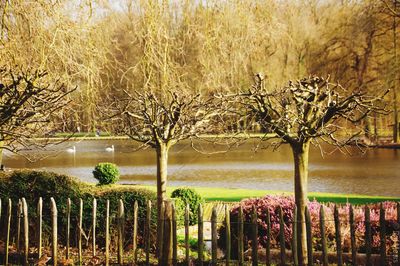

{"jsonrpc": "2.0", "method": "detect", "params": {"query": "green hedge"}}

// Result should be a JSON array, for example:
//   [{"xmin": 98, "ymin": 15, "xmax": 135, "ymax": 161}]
[{"xmin": 0, "ymin": 170, "xmax": 157, "ymax": 248}]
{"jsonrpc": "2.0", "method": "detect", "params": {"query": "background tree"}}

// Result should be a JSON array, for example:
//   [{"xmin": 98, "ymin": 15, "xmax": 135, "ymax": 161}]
[
  {"xmin": 0, "ymin": 0, "xmax": 109, "ymax": 133},
  {"xmin": 238, "ymin": 75, "xmax": 387, "ymax": 265},
  {"xmin": 0, "ymin": 67, "xmax": 74, "ymax": 165}
]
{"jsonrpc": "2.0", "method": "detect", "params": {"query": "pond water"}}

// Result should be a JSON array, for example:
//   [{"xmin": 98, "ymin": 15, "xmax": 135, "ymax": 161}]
[{"xmin": 2, "ymin": 139, "xmax": 400, "ymax": 197}]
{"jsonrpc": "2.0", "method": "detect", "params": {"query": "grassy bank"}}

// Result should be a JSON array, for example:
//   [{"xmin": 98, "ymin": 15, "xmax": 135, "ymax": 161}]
[{"xmin": 132, "ymin": 185, "xmax": 400, "ymax": 205}]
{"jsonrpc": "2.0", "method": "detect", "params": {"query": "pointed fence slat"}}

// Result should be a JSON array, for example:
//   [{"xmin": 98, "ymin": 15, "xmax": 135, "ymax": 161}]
[
  {"xmin": 279, "ymin": 206, "xmax": 286, "ymax": 265},
  {"xmin": 78, "ymin": 198, "xmax": 83, "ymax": 266},
  {"xmin": 118, "ymin": 199, "xmax": 125, "ymax": 265},
  {"xmin": 145, "ymin": 200, "xmax": 151, "ymax": 266},
  {"xmin": 225, "ymin": 205, "xmax": 231, "ymax": 266},
  {"xmin": 133, "ymin": 200, "xmax": 139, "ymax": 264},
  {"xmin": 211, "ymin": 207, "xmax": 218, "ymax": 266},
  {"xmin": 5, "ymin": 198, "xmax": 11, "ymax": 266},
  {"xmin": 158, "ymin": 202, "xmax": 165, "ymax": 262},
  {"xmin": 334, "ymin": 205, "xmax": 343, "ymax": 266},
  {"xmin": 22, "ymin": 198, "xmax": 29, "ymax": 266},
  {"xmin": 238, "ymin": 205, "xmax": 244, "ymax": 266},
  {"xmin": 37, "ymin": 197, "xmax": 42, "ymax": 259},
  {"xmin": 185, "ymin": 204, "xmax": 190, "ymax": 265},
  {"xmin": 349, "ymin": 204, "xmax": 356, "ymax": 266},
  {"xmin": 380, "ymin": 204, "xmax": 386, "ymax": 266},
  {"xmin": 198, "ymin": 204, "xmax": 204, "ymax": 266},
  {"xmin": 172, "ymin": 202, "xmax": 177, "ymax": 266},
  {"xmin": 92, "ymin": 198, "xmax": 97, "ymax": 257},
  {"xmin": 66, "ymin": 198, "xmax": 71, "ymax": 260},
  {"xmin": 105, "ymin": 200, "xmax": 110, "ymax": 266},
  {"xmin": 365, "ymin": 206, "xmax": 372, "ymax": 266},
  {"xmin": 17, "ymin": 199, "xmax": 22, "ymax": 252},
  {"xmin": 50, "ymin": 197, "xmax": 58, "ymax": 266},
  {"xmin": 320, "ymin": 205, "xmax": 328, "ymax": 266},
  {"xmin": 266, "ymin": 208, "xmax": 271, "ymax": 266},
  {"xmin": 305, "ymin": 206, "xmax": 313, "ymax": 266},
  {"xmin": 292, "ymin": 206, "xmax": 298, "ymax": 266},
  {"xmin": 251, "ymin": 205, "xmax": 258, "ymax": 266}
]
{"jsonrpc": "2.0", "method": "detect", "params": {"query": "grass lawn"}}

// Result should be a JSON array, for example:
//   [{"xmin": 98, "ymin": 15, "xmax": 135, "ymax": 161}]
[{"xmin": 133, "ymin": 185, "xmax": 400, "ymax": 204}]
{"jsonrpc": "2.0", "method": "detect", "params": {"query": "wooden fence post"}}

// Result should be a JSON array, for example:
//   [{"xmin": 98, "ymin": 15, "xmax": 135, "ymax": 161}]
[
  {"xmin": 78, "ymin": 198, "xmax": 83, "ymax": 266},
  {"xmin": 17, "ymin": 199, "xmax": 22, "ymax": 252},
  {"xmin": 118, "ymin": 199, "xmax": 125, "ymax": 265},
  {"xmin": 158, "ymin": 202, "xmax": 165, "ymax": 263},
  {"xmin": 365, "ymin": 206, "xmax": 372, "ymax": 266},
  {"xmin": 211, "ymin": 206, "xmax": 218, "ymax": 266},
  {"xmin": 238, "ymin": 205, "xmax": 244, "ymax": 266},
  {"xmin": 251, "ymin": 205, "xmax": 258, "ymax": 266},
  {"xmin": 37, "ymin": 197, "xmax": 42, "ymax": 259},
  {"xmin": 266, "ymin": 208, "xmax": 271, "ymax": 266},
  {"xmin": 292, "ymin": 206, "xmax": 298, "ymax": 266},
  {"xmin": 349, "ymin": 204, "xmax": 356, "ymax": 265},
  {"xmin": 305, "ymin": 206, "xmax": 313, "ymax": 266},
  {"xmin": 225, "ymin": 205, "xmax": 231, "ymax": 266},
  {"xmin": 92, "ymin": 198, "xmax": 97, "ymax": 257},
  {"xmin": 146, "ymin": 200, "xmax": 151, "ymax": 266},
  {"xmin": 185, "ymin": 204, "xmax": 190, "ymax": 266},
  {"xmin": 50, "ymin": 197, "xmax": 58, "ymax": 266},
  {"xmin": 105, "ymin": 200, "xmax": 110, "ymax": 266},
  {"xmin": 66, "ymin": 198, "xmax": 71, "ymax": 260},
  {"xmin": 279, "ymin": 206, "xmax": 286, "ymax": 266},
  {"xmin": 198, "ymin": 204, "xmax": 204, "ymax": 266},
  {"xmin": 320, "ymin": 205, "xmax": 328, "ymax": 266},
  {"xmin": 133, "ymin": 200, "xmax": 138, "ymax": 264},
  {"xmin": 334, "ymin": 205, "xmax": 343, "ymax": 266},
  {"xmin": 22, "ymin": 198, "xmax": 29, "ymax": 266},
  {"xmin": 5, "ymin": 198, "xmax": 11, "ymax": 266},
  {"xmin": 172, "ymin": 202, "xmax": 177, "ymax": 266},
  {"xmin": 380, "ymin": 204, "xmax": 386, "ymax": 266}
]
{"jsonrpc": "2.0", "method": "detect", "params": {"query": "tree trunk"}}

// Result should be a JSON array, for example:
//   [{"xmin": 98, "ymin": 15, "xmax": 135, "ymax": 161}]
[
  {"xmin": 291, "ymin": 141, "xmax": 310, "ymax": 266},
  {"xmin": 156, "ymin": 143, "xmax": 169, "ymax": 256},
  {"xmin": 156, "ymin": 144, "xmax": 169, "ymax": 218},
  {"xmin": 393, "ymin": 1, "xmax": 399, "ymax": 143}
]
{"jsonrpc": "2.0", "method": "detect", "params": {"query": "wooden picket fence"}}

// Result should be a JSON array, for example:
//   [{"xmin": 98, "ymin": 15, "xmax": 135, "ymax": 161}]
[{"xmin": 0, "ymin": 197, "xmax": 399, "ymax": 265}]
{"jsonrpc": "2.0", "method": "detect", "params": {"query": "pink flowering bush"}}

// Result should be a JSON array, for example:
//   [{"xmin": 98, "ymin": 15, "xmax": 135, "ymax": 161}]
[{"xmin": 218, "ymin": 195, "xmax": 399, "ymax": 258}]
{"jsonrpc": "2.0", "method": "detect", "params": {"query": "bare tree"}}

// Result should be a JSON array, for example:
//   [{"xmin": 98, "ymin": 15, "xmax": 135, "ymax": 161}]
[
  {"xmin": 238, "ymin": 75, "xmax": 387, "ymax": 265},
  {"xmin": 109, "ymin": 89, "xmax": 221, "ymax": 222},
  {"xmin": 0, "ymin": 67, "xmax": 74, "ymax": 165}
]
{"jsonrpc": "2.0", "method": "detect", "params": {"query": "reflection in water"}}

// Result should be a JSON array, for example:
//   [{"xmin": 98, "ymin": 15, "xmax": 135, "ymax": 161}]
[{"xmin": 2, "ymin": 139, "xmax": 400, "ymax": 197}]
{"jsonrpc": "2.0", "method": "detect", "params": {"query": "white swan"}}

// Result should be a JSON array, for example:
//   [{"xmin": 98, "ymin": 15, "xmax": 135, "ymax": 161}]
[
  {"xmin": 66, "ymin": 146, "xmax": 76, "ymax": 153},
  {"xmin": 105, "ymin": 145, "xmax": 114, "ymax": 152}
]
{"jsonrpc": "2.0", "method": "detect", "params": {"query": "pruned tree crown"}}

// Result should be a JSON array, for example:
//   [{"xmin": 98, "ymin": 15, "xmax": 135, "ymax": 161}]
[{"xmin": 243, "ymin": 76, "xmax": 388, "ymax": 146}]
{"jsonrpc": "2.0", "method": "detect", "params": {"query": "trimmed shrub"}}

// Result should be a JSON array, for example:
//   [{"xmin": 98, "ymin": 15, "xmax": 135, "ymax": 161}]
[
  {"xmin": 93, "ymin": 162, "xmax": 120, "ymax": 185},
  {"xmin": 171, "ymin": 187, "xmax": 204, "ymax": 225}
]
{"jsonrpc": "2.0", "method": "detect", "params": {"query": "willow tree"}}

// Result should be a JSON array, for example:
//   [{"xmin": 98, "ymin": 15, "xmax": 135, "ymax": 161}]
[
  {"xmin": 240, "ymin": 75, "xmax": 387, "ymax": 265},
  {"xmin": 0, "ymin": 68, "xmax": 73, "ymax": 165}
]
